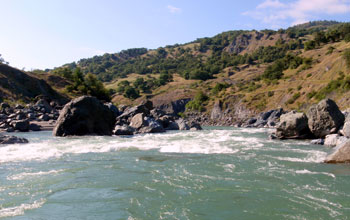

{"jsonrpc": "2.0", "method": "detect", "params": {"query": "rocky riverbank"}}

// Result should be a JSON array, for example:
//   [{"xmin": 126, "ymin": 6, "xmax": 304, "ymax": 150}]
[{"xmin": 53, "ymin": 96, "xmax": 202, "ymax": 137}]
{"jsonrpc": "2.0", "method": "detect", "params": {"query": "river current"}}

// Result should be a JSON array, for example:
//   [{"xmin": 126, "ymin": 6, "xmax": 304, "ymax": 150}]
[{"xmin": 0, "ymin": 127, "xmax": 350, "ymax": 219}]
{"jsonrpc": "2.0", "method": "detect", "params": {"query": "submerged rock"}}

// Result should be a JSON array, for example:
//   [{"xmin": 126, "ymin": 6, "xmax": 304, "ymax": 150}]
[
  {"xmin": 53, "ymin": 96, "xmax": 116, "ymax": 136},
  {"xmin": 307, "ymin": 99, "xmax": 344, "ymax": 138},
  {"xmin": 276, "ymin": 112, "xmax": 312, "ymax": 139},
  {"xmin": 0, "ymin": 135, "xmax": 29, "ymax": 144}
]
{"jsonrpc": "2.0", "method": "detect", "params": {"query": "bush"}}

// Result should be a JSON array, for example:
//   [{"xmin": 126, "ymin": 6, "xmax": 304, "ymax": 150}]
[
  {"xmin": 287, "ymin": 92, "xmax": 300, "ymax": 104},
  {"xmin": 212, "ymin": 83, "xmax": 229, "ymax": 95},
  {"xmin": 343, "ymin": 49, "xmax": 350, "ymax": 68},
  {"xmin": 65, "ymin": 68, "xmax": 111, "ymax": 101},
  {"xmin": 186, "ymin": 91, "xmax": 209, "ymax": 112},
  {"xmin": 267, "ymin": 91, "xmax": 274, "ymax": 97}
]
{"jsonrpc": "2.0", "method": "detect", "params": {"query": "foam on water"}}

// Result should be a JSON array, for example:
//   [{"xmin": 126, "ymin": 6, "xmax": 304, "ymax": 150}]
[
  {"xmin": 0, "ymin": 199, "xmax": 46, "ymax": 218},
  {"xmin": 295, "ymin": 169, "xmax": 336, "ymax": 178},
  {"xmin": 0, "ymin": 130, "xmax": 250, "ymax": 163},
  {"xmin": 7, "ymin": 169, "xmax": 65, "ymax": 180}
]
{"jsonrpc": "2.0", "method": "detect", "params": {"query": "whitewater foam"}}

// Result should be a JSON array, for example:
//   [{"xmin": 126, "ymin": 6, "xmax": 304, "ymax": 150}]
[{"xmin": 0, "ymin": 199, "xmax": 45, "ymax": 218}]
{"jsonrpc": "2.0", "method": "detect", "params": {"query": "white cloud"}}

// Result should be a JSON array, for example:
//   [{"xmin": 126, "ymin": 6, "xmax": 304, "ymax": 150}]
[
  {"xmin": 257, "ymin": 0, "xmax": 286, "ymax": 9},
  {"xmin": 244, "ymin": 0, "xmax": 350, "ymax": 27},
  {"xmin": 167, "ymin": 5, "xmax": 182, "ymax": 14}
]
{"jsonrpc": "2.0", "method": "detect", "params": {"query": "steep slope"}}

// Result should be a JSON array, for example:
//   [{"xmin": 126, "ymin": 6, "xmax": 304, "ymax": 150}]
[{"xmin": 0, "ymin": 64, "xmax": 68, "ymax": 104}]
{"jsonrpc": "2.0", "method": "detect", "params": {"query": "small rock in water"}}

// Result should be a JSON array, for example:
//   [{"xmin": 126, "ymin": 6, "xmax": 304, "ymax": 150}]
[
  {"xmin": 0, "ymin": 135, "xmax": 29, "ymax": 144},
  {"xmin": 310, "ymin": 139, "xmax": 325, "ymax": 145}
]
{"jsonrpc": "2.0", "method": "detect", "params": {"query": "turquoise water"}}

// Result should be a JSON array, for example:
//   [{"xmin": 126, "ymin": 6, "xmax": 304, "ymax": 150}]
[{"xmin": 1, "ymin": 128, "xmax": 350, "ymax": 219}]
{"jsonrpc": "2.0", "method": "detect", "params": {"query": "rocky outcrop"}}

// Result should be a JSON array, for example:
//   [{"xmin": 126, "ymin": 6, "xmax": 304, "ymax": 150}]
[
  {"xmin": 0, "ymin": 99, "xmax": 61, "ymax": 132},
  {"xmin": 114, "ymin": 100, "xmax": 202, "ymax": 135},
  {"xmin": 210, "ymin": 100, "xmax": 223, "ymax": 120},
  {"xmin": 276, "ymin": 112, "xmax": 312, "ymax": 139},
  {"xmin": 53, "ymin": 96, "xmax": 116, "ymax": 136},
  {"xmin": 0, "ymin": 135, "xmax": 29, "ymax": 144},
  {"xmin": 325, "ymin": 140, "xmax": 350, "ymax": 163},
  {"xmin": 307, "ymin": 99, "xmax": 344, "ymax": 138}
]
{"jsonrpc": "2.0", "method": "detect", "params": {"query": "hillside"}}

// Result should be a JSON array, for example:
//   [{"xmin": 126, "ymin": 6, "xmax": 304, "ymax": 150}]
[
  {"xmin": 0, "ymin": 64, "xmax": 68, "ymax": 104},
  {"xmin": 36, "ymin": 21, "xmax": 350, "ymax": 121}
]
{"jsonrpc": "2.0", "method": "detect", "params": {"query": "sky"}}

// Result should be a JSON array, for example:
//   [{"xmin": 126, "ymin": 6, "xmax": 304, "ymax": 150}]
[{"xmin": 1, "ymin": 0, "xmax": 350, "ymax": 70}]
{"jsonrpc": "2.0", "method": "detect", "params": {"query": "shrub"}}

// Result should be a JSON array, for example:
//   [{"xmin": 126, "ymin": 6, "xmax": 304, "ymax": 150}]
[
  {"xmin": 267, "ymin": 91, "xmax": 274, "ymax": 97},
  {"xmin": 186, "ymin": 91, "xmax": 209, "ymax": 112},
  {"xmin": 343, "ymin": 49, "xmax": 350, "ymax": 68},
  {"xmin": 287, "ymin": 92, "xmax": 301, "ymax": 104}
]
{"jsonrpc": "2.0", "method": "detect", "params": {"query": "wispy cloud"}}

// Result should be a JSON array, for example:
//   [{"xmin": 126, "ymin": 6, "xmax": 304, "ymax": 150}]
[
  {"xmin": 167, "ymin": 5, "xmax": 182, "ymax": 14},
  {"xmin": 244, "ymin": 0, "xmax": 350, "ymax": 28}
]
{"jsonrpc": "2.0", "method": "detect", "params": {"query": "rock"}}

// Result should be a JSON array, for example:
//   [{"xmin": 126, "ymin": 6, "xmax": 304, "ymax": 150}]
[
  {"xmin": 175, "ymin": 118, "xmax": 190, "ymax": 130},
  {"xmin": 53, "ymin": 96, "xmax": 116, "ymax": 136},
  {"xmin": 130, "ymin": 113, "xmax": 145, "ymax": 129},
  {"xmin": 29, "ymin": 123, "xmax": 41, "ymax": 131},
  {"xmin": 269, "ymin": 108, "xmax": 285, "ymax": 120},
  {"xmin": 267, "ymin": 121, "xmax": 276, "ymax": 127},
  {"xmin": 165, "ymin": 121, "xmax": 180, "ymax": 130},
  {"xmin": 324, "ymin": 134, "xmax": 340, "ymax": 147},
  {"xmin": 189, "ymin": 121, "xmax": 202, "ymax": 131},
  {"xmin": 5, "ymin": 127, "xmax": 14, "ymax": 132},
  {"xmin": 269, "ymin": 134, "xmax": 277, "ymax": 140},
  {"xmin": 113, "ymin": 125, "xmax": 135, "ymax": 135},
  {"xmin": 16, "ymin": 113, "xmax": 26, "ymax": 120},
  {"xmin": 35, "ymin": 99, "xmax": 52, "ymax": 113},
  {"xmin": 261, "ymin": 110, "xmax": 273, "ymax": 121},
  {"xmin": 307, "ymin": 99, "xmax": 344, "ymax": 138},
  {"xmin": 39, "ymin": 114, "xmax": 50, "ymax": 121},
  {"xmin": 138, "ymin": 117, "xmax": 165, "ymax": 133},
  {"xmin": 118, "ymin": 101, "xmax": 153, "ymax": 119},
  {"xmin": 150, "ymin": 109, "xmax": 166, "ymax": 119},
  {"xmin": 247, "ymin": 118, "xmax": 257, "ymax": 125},
  {"xmin": 105, "ymin": 103, "xmax": 119, "ymax": 117},
  {"xmin": 276, "ymin": 112, "xmax": 312, "ymax": 139},
  {"xmin": 156, "ymin": 99, "xmax": 191, "ymax": 115},
  {"xmin": 325, "ymin": 140, "xmax": 350, "ymax": 163},
  {"xmin": 254, "ymin": 119, "xmax": 267, "ymax": 128},
  {"xmin": 310, "ymin": 139, "xmax": 325, "ymax": 145},
  {"xmin": 0, "ymin": 103, "xmax": 10, "ymax": 109},
  {"xmin": 0, "ymin": 135, "xmax": 29, "ymax": 144},
  {"xmin": 10, "ymin": 120, "xmax": 30, "ymax": 132},
  {"xmin": 210, "ymin": 100, "xmax": 222, "ymax": 120},
  {"xmin": 15, "ymin": 104, "xmax": 24, "ymax": 109},
  {"xmin": 342, "ymin": 120, "xmax": 350, "ymax": 138}
]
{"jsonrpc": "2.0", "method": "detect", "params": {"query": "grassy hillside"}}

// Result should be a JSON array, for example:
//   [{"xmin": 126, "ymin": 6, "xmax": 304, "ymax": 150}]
[{"xmin": 43, "ymin": 21, "xmax": 350, "ymax": 115}]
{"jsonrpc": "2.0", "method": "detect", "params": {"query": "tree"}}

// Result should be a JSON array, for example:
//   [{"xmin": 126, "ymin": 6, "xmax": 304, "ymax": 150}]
[{"xmin": 0, "ymin": 54, "xmax": 8, "ymax": 65}]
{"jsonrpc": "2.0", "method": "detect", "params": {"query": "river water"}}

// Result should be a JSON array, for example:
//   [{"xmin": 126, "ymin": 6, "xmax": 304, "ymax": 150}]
[{"xmin": 0, "ymin": 127, "xmax": 350, "ymax": 219}]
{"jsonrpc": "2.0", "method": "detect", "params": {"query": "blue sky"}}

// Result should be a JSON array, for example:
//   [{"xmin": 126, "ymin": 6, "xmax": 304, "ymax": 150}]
[{"xmin": 1, "ymin": 0, "xmax": 350, "ymax": 70}]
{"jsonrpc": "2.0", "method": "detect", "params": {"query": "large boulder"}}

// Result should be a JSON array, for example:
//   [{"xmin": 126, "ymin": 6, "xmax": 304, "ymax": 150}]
[
  {"xmin": 130, "ymin": 113, "xmax": 145, "ymax": 129},
  {"xmin": 325, "ymin": 140, "xmax": 350, "ymax": 163},
  {"xmin": 307, "ymin": 99, "xmax": 344, "ymax": 138},
  {"xmin": 53, "ymin": 96, "xmax": 116, "ymax": 136},
  {"xmin": 0, "ymin": 135, "xmax": 29, "ymax": 144},
  {"xmin": 10, "ymin": 119, "xmax": 30, "ymax": 132},
  {"xmin": 276, "ymin": 112, "xmax": 312, "ymax": 139}
]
